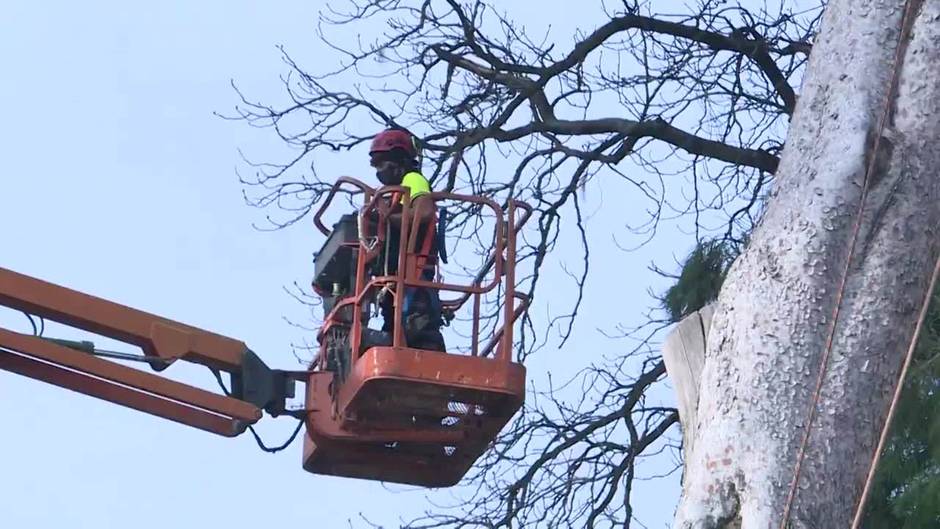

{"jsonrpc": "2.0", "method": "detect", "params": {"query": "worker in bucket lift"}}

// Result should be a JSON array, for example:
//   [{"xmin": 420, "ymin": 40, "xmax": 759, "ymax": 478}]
[{"xmin": 368, "ymin": 128, "xmax": 446, "ymax": 352}]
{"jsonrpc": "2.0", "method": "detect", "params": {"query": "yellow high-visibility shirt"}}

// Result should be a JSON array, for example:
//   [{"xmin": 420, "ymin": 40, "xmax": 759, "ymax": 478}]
[{"xmin": 400, "ymin": 171, "xmax": 431, "ymax": 204}]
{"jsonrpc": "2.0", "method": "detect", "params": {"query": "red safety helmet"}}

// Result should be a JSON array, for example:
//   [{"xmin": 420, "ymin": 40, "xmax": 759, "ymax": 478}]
[{"xmin": 369, "ymin": 129, "xmax": 419, "ymax": 158}]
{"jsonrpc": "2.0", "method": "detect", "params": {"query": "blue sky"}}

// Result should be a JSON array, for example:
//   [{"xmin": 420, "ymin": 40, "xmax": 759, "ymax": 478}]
[{"xmin": 0, "ymin": 2, "xmax": 701, "ymax": 527}]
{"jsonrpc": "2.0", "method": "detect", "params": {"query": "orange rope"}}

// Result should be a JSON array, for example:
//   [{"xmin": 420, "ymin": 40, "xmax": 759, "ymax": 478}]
[
  {"xmin": 778, "ymin": 1, "xmax": 923, "ymax": 527},
  {"xmin": 850, "ymin": 255, "xmax": 940, "ymax": 528}
]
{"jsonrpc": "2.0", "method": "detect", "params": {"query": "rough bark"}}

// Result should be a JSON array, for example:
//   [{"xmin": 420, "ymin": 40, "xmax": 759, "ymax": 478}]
[{"xmin": 672, "ymin": 1, "xmax": 940, "ymax": 528}]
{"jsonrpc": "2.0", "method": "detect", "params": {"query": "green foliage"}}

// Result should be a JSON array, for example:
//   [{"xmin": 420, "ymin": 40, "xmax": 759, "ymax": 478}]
[
  {"xmin": 661, "ymin": 239, "xmax": 737, "ymax": 323},
  {"xmin": 861, "ymin": 287, "xmax": 940, "ymax": 529}
]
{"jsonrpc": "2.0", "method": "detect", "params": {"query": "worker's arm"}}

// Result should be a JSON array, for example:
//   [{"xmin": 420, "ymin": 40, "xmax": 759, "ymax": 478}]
[{"xmin": 389, "ymin": 194, "xmax": 435, "ymax": 227}]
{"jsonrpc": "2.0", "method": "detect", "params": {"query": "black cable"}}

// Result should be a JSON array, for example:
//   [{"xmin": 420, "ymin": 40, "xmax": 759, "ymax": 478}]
[
  {"xmin": 21, "ymin": 312, "xmax": 45, "ymax": 337},
  {"xmin": 210, "ymin": 368, "xmax": 304, "ymax": 454},
  {"xmin": 247, "ymin": 417, "xmax": 305, "ymax": 454},
  {"xmin": 210, "ymin": 368, "xmax": 233, "ymax": 395},
  {"xmin": 23, "ymin": 312, "xmax": 37, "ymax": 336}
]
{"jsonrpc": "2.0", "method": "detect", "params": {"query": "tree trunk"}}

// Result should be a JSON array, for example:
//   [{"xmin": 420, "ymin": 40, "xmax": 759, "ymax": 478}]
[{"xmin": 672, "ymin": 1, "xmax": 940, "ymax": 528}]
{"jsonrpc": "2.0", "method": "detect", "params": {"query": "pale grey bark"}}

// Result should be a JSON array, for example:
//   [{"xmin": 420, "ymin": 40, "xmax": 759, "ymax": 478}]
[
  {"xmin": 662, "ymin": 303, "xmax": 714, "ymax": 465},
  {"xmin": 672, "ymin": 1, "xmax": 940, "ymax": 528}
]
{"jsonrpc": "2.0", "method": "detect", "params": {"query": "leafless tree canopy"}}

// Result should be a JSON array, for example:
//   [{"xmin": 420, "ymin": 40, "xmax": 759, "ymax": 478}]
[{"xmin": 226, "ymin": 0, "xmax": 823, "ymax": 526}]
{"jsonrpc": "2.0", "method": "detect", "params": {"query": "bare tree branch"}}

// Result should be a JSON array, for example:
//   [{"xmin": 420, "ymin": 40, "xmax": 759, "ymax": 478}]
[{"xmin": 225, "ymin": 1, "xmax": 825, "ymax": 526}]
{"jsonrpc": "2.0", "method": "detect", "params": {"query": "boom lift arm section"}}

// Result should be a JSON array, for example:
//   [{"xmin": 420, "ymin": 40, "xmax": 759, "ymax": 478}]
[{"xmin": 0, "ymin": 267, "xmax": 295, "ymax": 437}]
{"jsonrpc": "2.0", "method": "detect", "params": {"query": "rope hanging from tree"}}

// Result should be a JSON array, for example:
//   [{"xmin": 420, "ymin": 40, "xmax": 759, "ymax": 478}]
[{"xmin": 779, "ymin": 1, "xmax": 930, "ymax": 527}]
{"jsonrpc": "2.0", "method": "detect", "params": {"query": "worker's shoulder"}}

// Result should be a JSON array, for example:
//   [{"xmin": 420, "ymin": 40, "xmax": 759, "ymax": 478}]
[
  {"xmin": 402, "ymin": 170, "xmax": 429, "ymax": 185},
  {"xmin": 402, "ymin": 171, "xmax": 431, "ymax": 191}
]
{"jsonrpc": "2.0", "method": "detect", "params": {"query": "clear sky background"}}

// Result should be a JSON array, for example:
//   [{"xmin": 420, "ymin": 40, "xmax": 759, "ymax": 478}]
[{"xmin": 0, "ymin": 2, "xmax": 705, "ymax": 528}]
